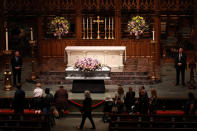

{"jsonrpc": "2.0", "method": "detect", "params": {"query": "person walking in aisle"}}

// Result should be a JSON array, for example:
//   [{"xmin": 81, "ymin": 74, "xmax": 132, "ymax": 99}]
[{"xmin": 77, "ymin": 90, "xmax": 96, "ymax": 130}]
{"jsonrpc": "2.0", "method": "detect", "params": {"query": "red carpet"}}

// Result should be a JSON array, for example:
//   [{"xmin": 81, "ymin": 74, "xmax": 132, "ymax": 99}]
[
  {"xmin": 0, "ymin": 109, "xmax": 69, "ymax": 114},
  {"xmin": 0, "ymin": 109, "xmax": 196, "ymax": 115}
]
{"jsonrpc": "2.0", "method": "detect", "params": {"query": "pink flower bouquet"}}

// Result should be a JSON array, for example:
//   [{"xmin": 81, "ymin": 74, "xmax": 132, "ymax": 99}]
[{"xmin": 74, "ymin": 58, "xmax": 102, "ymax": 71}]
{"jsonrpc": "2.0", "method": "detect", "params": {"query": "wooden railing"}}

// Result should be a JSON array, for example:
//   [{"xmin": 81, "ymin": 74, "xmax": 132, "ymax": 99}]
[
  {"xmin": 0, "ymin": 0, "xmax": 194, "ymax": 14},
  {"xmin": 38, "ymin": 39, "xmax": 152, "ymax": 58}
]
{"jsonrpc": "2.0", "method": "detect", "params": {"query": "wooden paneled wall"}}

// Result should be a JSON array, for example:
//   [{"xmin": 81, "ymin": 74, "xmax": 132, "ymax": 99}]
[{"xmin": 39, "ymin": 39, "xmax": 152, "ymax": 58}]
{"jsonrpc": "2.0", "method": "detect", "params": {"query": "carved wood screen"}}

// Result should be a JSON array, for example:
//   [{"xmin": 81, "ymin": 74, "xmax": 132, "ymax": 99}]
[{"xmin": 0, "ymin": 0, "xmax": 195, "ymax": 58}]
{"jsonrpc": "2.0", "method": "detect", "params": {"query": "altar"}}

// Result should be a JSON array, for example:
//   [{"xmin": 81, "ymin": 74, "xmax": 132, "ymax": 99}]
[
  {"xmin": 65, "ymin": 46, "xmax": 126, "ymax": 68},
  {"xmin": 65, "ymin": 66, "xmax": 110, "ymax": 93}
]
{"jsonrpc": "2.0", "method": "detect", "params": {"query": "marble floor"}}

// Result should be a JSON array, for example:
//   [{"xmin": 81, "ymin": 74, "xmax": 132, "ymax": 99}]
[{"xmin": 0, "ymin": 58, "xmax": 197, "ymax": 99}]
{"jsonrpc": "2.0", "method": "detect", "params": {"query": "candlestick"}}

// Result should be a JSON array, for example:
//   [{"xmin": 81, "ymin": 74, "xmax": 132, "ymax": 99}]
[
  {"xmin": 104, "ymin": 18, "xmax": 107, "ymax": 39},
  {"xmin": 90, "ymin": 17, "xmax": 93, "ymax": 39},
  {"xmin": 83, "ymin": 17, "xmax": 85, "ymax": 39},
  {"xmin": 112, "ymin": 17, "xmax": 114, "ymax": 39},
  {"xmin": 87, "ymin": 18, "xmax": 89, "ymax": 39},
  {"xmin": 152, "ymin": 28, "xmax": 155, "ymax": 41},
  {"xmin": 108, "ymin": 17, "xmax": 111, "ymax": 39},
  {"xmin": 5, "ymin": 28, "xmax": 8, "ymax": 51},
  {"xmin": 30, "ymin": 27, "xmax": 33, "ymax": 40}
]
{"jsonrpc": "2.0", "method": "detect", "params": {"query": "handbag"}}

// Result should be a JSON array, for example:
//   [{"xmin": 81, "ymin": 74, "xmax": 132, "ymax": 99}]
[{"xmin": 112, "ymin": 105, "xmax": 118, "ymax": 113}]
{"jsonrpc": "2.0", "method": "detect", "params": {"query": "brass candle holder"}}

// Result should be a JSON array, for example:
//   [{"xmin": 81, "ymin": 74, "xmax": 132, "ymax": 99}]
[
  {"xmin": 151, "ymin": 40, "xmax": 156, "ymax": 80},
  {"xmin": 3, "ymin": 50, "xmax": 12, "ymax": 91},
  {"xmin": 30, "ymin": 40, "xmax": 36, "ymax": 80}
]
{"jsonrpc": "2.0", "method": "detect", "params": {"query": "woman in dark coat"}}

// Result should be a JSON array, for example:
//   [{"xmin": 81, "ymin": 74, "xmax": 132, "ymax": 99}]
[
  {"xmin": 149, "ymin": 88, "xmax": 157, "ymax": 115},
  {"xmin": 77, "ymin": 90, "xmax": 96, "ymax": 130},
  {"xmin": 184, "ymin": 92, "xmax": 196, "ymax": 115},
  {"xmin": 54, "ymin": 86, "xmax": 68, "ymax": 117},
  {"xmin": 138, "ymin": 89, "xmax": 149, "ymax": 115}
]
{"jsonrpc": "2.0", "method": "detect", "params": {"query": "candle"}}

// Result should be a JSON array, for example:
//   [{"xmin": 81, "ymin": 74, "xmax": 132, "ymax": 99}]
[
  {"xmin": 90, "ymin": 17, "xmax": 92, "ymax": 39},
  {"xmin": 30, "ymin": 27, "xmax": 33, "ymax": 40},
  {"xmin": 112, "ymin": 17, "xmax": 114, "ymax": 39},
  {"xmin": 87, "ymin": 18, "xmax": 89, "ymax": 39},
  {"xmin": 83, "ymin": 17, "xmax": 85, "ymax": 30},
  {"xmin": 105, "ymin": 18, "xmax": 106, "ymax": 30},
  {"xmin": 109, "ymin": 17, "xmax": 110, "ymax": 30},
  {"xmin": 152, "ymin": 28, "xmax": 155, "ymax": 41},
  {"xmin": 5, "ymin": 28, "xmax": 8, "ymax": 51},
  {"xmin": 91, "ymin": 18, "xmax": 92, "ymax": 31},
  {"xmin": 87, "ymin": 18, "xmax": 88, "ymax": 30},
  {"xmin": 112, "ymin": 17, "xmax": 113, "ymax": 32}
]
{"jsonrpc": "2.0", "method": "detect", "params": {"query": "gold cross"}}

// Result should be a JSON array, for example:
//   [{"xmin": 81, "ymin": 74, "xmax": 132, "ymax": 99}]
[{"xmin": 93, "ymin": 16, "xmax": 104, "ymax": 39}]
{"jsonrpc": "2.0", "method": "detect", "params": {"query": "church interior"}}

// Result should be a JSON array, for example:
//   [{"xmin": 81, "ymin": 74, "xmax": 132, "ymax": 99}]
[{"xmin": 0, "ymin": 0, "xmax": 197, "ymax": 130}]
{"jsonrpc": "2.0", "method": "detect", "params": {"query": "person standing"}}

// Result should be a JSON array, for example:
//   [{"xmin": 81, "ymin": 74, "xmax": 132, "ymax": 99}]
[
  {"xmin": 114, "ymin": 87, "xmax": 125, "ymax": 114},
  {"xmin": 184, "ymin": 92, "xmax": 196, "ymax": 115},
  {"xmin": 138, "ymin": 89, "xmax": 149, "ymax": 115},
  {"xmin": 54, "ymin": 85, "xmax": 68, "ymax": 118},
  {"xmin": 77, "ymin": 90, "xmax": 96, "ymax": 130},
  {"xmin": 174, "ymin": 47, "xmax": 187, "ymax": 86},
  {"xmin": 149, "ymin": 88, "xmax": 157, "ymax": 115},
  {"xmin": 125, "ymin": 87, "xmax": 136, "ymax": 113},
  {"xmin": 11, "ymin": 51, "xmax": 23, "ymax": 87},
  {"xmin": 33, "ymin": 83, "xmax": 43, "ymax": 114},
  {"xmin": 14, "ymin": 84, "xmax": 25, "ymax": 114},
  {"xmin": 43, "ymin": 88, "xmax": 54, "ymax": 114}
]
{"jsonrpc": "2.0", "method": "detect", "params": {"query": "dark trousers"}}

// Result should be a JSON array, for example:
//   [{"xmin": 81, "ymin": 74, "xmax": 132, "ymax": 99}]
[
  {"xmin": 14, "ymin": 107, "xmax": 24, "ymax": 114},
  {"xmin": 176, "ymin": 67, "xmax": 185, "ymax": 85},
  {"xmin": 80, "ymin": 113, "xmax": 95, "ymax": 129},
  {"xmin": 13, "ymin": 69, "xmax": 21, "ymax": 85}
]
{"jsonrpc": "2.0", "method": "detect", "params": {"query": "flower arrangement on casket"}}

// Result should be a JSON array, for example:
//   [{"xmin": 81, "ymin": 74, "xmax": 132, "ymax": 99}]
[
  {"xmin": 50, "ymin": 16, "xmax": 70, "ymax": 38},
  {"xmin": 128, "ymin": 16, "xmax": 148, "ymax": 38},
  {"xmin": 74, "ymin": 58, "xmax": 102, "ymax": 72}
]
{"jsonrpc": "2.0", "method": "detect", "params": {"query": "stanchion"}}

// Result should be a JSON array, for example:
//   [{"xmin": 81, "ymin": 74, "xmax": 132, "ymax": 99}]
[
  {"xmin": 151, "ymin": 40, "xmax": 156, "ymax": 80},
  {"xmin": 3, "ymin": 50, "xmax": 12, "ymax": 91},
  {"xmin": 26, "ymin": 40, "xmax": 37, "ymax": 83}
]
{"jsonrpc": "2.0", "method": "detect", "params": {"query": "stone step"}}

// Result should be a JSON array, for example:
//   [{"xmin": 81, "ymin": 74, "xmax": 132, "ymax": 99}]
[
  {"xmin": 36, "ymin": 79, "xmax": 155, "ymax": 85},
  {"xmin": 37, "ymin": 70, "xmax": 154, "ymax": 85}
]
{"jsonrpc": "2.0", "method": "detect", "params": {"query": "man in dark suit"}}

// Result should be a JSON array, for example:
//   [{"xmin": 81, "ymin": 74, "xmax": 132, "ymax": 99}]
[
  {"xmin": 125, "ymin": 87, "xmax": 136, "ymax": 113},
  {"xmin": 11, "ymin": 51, "xmax": 23, "ymax": 87},
  {"xmin": 174, "ymin": 47, "xmax": 187, "ymax": 86},
  {"xmin": 14, "ymin": 84, "xmax": 25, "ymax": 114}
]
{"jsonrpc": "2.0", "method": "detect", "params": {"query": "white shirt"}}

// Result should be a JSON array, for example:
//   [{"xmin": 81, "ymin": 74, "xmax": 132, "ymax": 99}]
[
  {"xmin": 115, "ymin": 92, "xmax": 125, "ymax": 103},
  {"xmin": 33, "ymin": 87, "xmax": 43, "ymax": 97},
  {"xmin": 179, "ymin": 53, "xmax": 182, "ymax": 61}
]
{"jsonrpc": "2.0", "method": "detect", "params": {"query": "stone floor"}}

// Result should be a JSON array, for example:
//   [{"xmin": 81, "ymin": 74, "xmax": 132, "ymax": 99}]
[
  {"xmin": 0, "ymin": 58, "xmax": 197, "ymax": 99},
  {"xmin": 1, "ymin": 57, "xmax": 197, "ymax": 131},
  {"xmin": 51, "ymin": 117, "xmax": 108, "ymax": 131}
]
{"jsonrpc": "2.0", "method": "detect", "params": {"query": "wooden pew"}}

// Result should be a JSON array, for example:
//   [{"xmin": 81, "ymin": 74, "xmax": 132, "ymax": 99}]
[
  {"xmin": 0, "ymin": 114, "xmax": 51, "ymax": 131},
  {"xmin": 109, "ymin": 114, "xmax": 197, "ymax": 131}
]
